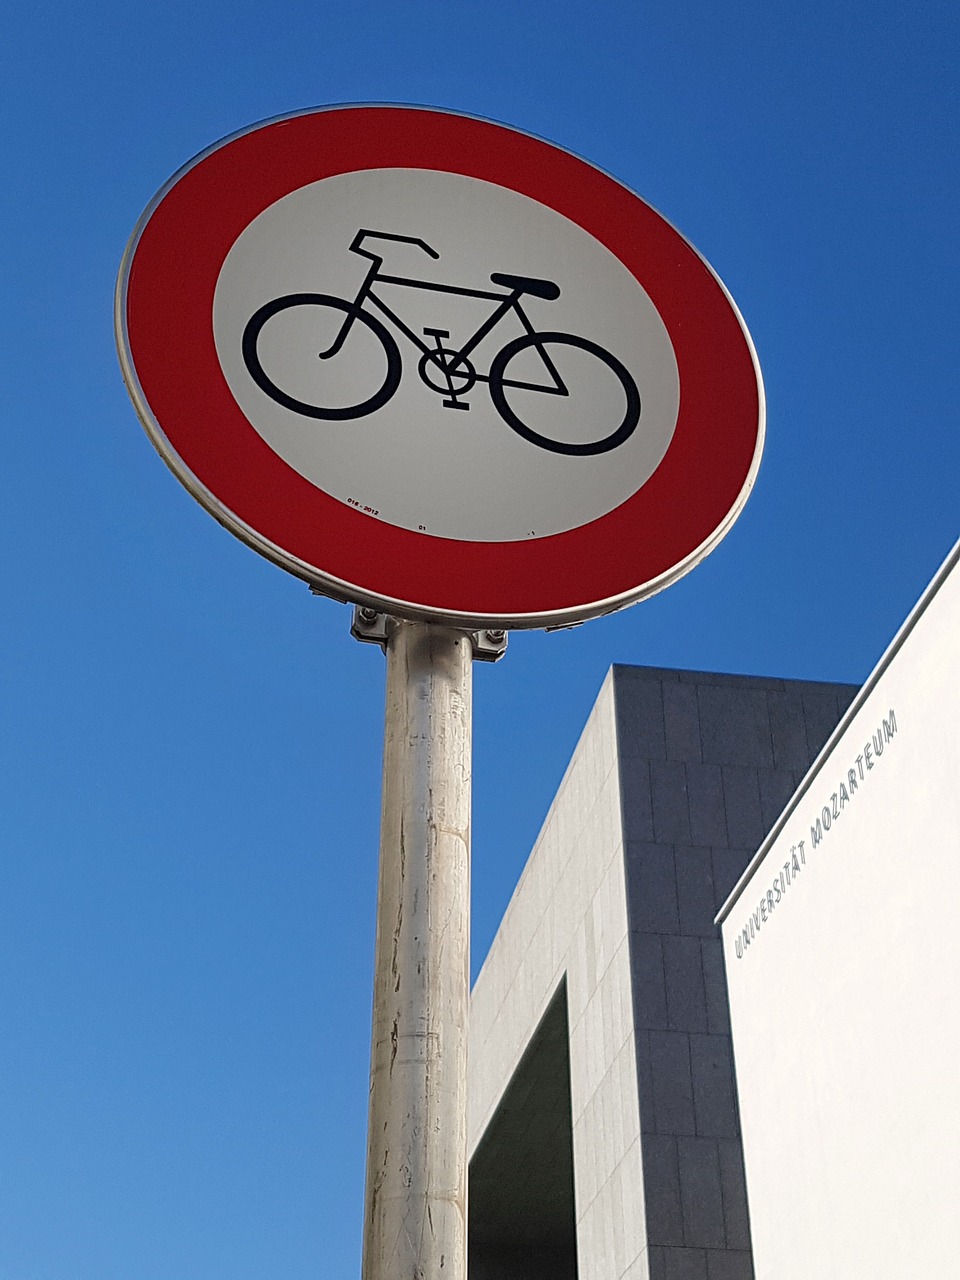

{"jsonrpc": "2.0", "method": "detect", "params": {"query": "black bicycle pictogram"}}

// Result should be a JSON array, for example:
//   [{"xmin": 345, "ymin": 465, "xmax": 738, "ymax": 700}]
[{"xmin": 241, "ymin": 230, "xmax": 641, "ymax": 456}]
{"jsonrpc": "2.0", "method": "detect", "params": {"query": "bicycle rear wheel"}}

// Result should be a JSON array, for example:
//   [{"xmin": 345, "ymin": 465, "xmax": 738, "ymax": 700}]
[
  {"xmin": 242, "ymin": 293, "xmax": 402, "ymax": 421},
  {"xmin": 489, "ymin": 332, "xmax": 640, "ymax": 456}
]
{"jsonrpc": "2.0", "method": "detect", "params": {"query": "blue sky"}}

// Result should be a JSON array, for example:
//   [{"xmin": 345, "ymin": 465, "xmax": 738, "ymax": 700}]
[{"xmin": 2, "ymin": 2, "xmax": 957, "ymax": 1277}]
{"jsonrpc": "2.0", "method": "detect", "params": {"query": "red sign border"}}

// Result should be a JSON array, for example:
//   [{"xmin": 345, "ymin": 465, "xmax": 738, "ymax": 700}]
[{"xmin": 117, "ymin": 105, "xmax": 764, "ymax": 628}]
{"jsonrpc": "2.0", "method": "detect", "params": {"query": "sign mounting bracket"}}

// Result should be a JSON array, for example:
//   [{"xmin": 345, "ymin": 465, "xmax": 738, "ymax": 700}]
[{"xmin": 348, "ymin": 603, "xmax": 508, "ymax": 662}]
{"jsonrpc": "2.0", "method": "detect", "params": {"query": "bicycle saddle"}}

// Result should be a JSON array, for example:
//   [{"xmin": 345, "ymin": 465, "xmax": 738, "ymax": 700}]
[{"xmin": 489, "ymin": 272, "xmax": 561, "ymax": 301}]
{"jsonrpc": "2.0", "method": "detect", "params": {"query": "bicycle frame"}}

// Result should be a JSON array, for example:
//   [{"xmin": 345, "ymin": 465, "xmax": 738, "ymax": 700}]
[{"xmin": 318, "ymin": 229, "xmax": 568, "ymax": 397}]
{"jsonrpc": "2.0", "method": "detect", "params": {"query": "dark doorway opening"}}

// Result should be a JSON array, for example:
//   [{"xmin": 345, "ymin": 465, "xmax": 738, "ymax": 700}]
[{"xmin": 469, "ymin": 979, "xmax": 578, "ymax": 1280}]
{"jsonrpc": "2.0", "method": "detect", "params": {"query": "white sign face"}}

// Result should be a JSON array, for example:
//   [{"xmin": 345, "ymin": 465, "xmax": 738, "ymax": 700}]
[
  {"xmin": 117, "ymin": 105, "xmax": 764, "ymax": 627},
  {"xmin": 213, "ymin": 169, "xmax": 680, "ymax": 541}
]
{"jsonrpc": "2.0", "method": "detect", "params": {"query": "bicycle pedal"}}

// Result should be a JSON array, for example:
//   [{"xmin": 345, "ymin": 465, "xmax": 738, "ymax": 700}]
[{"xmin": 442, "ymin": 399, "xmax": 470, "ymax": 411}]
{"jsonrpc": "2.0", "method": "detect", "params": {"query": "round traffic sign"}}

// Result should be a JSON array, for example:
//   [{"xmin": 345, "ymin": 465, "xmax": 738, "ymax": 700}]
[{"xmin": 116, "ymin": 105, "xmax": 764, "ymax": 629}]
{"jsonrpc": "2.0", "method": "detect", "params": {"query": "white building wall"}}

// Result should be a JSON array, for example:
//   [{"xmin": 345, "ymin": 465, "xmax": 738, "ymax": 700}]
[{"xmin": 718, "ymin": 540, "xmax": 960, "ymax": 1279}]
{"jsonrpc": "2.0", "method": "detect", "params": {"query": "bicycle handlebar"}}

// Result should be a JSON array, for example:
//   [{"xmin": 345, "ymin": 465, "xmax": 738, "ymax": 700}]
[{"xmin": 350, "ymin": 228, "xmax": 440, "ymax": 261}]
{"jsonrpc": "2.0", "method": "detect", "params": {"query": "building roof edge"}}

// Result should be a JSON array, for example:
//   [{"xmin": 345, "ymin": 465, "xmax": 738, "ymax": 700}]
[{"xmin": 715, "ymin": 534, "xmax": 960, "ymax": 926}]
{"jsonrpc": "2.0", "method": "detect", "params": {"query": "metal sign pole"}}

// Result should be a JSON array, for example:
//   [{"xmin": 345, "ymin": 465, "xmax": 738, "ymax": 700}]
[{"xmin": 354, "ymin": 615, "xmax": 505, "ymax": 1280}]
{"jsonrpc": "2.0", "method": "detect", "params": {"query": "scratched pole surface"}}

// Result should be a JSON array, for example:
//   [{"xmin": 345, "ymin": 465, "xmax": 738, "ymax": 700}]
[{"xmin": 362, "ymin": 621, "xmax": 472, "ymax": 1280}]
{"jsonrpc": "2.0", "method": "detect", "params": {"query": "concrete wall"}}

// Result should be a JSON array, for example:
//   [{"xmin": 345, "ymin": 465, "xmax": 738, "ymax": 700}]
[
  {"xmin": 718, "ymin": 540, "xmax": 960, "ymax": 1279},
  {"xmin": 470, "ymin": 671, "xmax": 643, "ymax": 1280},
  {"xmin": 614, "ymin": 666, "xmax": 855, "ymax": 1280},
  {"xmin": 469, "ymin": 663, "xmax": 855, "ymax": 1280}
]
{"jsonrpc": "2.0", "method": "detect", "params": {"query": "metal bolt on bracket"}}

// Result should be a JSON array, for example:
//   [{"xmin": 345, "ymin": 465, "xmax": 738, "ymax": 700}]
[{"xmin": 472, "ymin": 629, "xmax": 508, "ymax": 661}]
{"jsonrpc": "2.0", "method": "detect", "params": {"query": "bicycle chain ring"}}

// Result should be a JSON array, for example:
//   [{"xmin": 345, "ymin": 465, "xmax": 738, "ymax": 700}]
[{"xmin": 417, "ymin": 347, "xmax": 478, "ymax": 401}]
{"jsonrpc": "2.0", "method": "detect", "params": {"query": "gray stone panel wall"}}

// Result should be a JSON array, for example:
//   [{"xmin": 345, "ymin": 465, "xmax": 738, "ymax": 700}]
[
  {"xmin": 469, "ymin": 673, "xmax": 644, "ymax": 1280},
  {"xmin": 469, "ymin": 664, "xmax": 857, "ymax": 1280},
  {"xmin": 613, "ymin": 667, "xmax": 857, "ymax": 1280}
]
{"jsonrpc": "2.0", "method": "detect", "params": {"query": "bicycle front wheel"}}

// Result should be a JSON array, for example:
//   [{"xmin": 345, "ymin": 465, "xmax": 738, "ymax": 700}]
[
  {"xmin": 489, "ymin": 332, "xmax": 640, "ymax": 456},
  {"xmin": 242, "ymin": 294, "xmax": 402, "ymax": 421}
]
